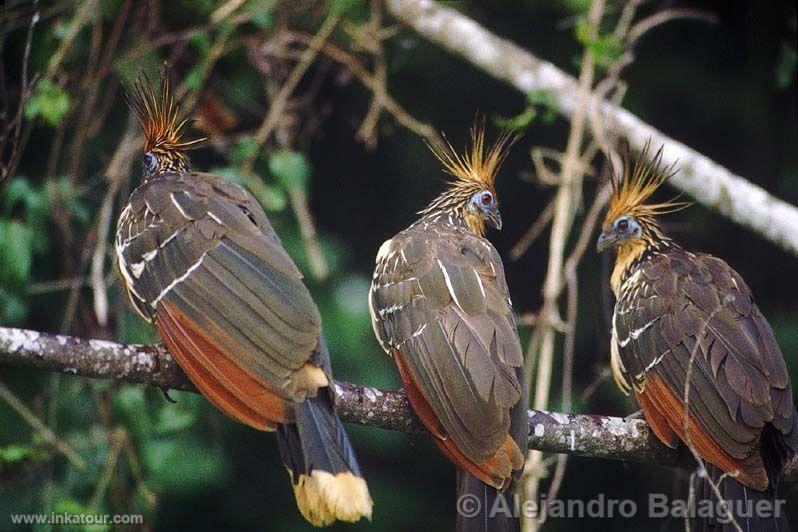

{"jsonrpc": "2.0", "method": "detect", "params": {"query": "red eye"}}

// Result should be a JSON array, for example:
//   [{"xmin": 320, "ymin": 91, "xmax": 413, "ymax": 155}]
[{"xmin": 481, "ymin": 192, "xmax": 492, "ymax": 205}]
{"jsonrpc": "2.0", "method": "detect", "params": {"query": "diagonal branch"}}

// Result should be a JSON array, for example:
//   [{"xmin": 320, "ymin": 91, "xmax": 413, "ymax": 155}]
[
  {"xmin": 384, "ymin": 0, "xmax": 798, "ymax": 256},
  {"xmin": 0, "ymin": 326, "xmax": 795, "ymax": 482}
]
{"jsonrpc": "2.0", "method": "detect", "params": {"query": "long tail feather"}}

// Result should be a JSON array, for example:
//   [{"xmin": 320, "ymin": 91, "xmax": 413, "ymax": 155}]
[
  {"xmin": 276, "ymin": 337, "xmax": 372, "ymax": 527},
  {"xmin": 690, "ymin": 463, "xmax": 790, "ymax": 532},
  {"xmin": 456, "ymin": 470, "xmax": 520, "ymax": 532}
]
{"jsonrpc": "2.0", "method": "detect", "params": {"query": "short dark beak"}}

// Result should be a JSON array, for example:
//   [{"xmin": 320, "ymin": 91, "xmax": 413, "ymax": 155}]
[
  {"xmin": 487, "ymin": 207, "xmax": 502, "ymax": 231},
  {"xmin": 596, "ymin": 230, "xmax": 619, "ymax": 252}
]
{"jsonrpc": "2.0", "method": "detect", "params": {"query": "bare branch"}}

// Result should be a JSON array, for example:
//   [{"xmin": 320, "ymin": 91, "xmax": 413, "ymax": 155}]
[
  {"xmin": 1, "ymin": 326, "xmax": 794, "ymax": 481},
  {"xmin": 384, "ymin": 0, "xmax": 798, "ymax": 256}
]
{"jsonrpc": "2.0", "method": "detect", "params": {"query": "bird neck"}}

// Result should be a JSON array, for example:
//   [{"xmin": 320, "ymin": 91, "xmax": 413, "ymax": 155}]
[
  {"xmin": 418, "ymin": 189, "xmax": 484, "ymax": 236},
  {"xmin": 610, "ymin": 226, "xmax": 675, "ymax": 296},
  {"xmin": 610, "ymin": 240, "xmax": 649, "ymax": 296}
]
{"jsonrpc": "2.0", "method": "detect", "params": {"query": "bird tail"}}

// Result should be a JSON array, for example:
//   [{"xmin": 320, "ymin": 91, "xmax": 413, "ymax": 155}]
[
  {"xmin": 456, "ymin": 470, "xmax": 520, "ymax": 532},
  {"xmin": 689, "ymin": 462, "xmax": 790, "ymax": 532},
  {"xmin": 276, "ymin": 338, "xmax": 372, "ymax": 527}
]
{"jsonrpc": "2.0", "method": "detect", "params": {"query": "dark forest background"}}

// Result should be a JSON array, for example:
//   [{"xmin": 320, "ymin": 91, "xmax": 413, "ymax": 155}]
[{"xmin": 0, "ymin": 0, "xmax": 796, "ymax": 530}]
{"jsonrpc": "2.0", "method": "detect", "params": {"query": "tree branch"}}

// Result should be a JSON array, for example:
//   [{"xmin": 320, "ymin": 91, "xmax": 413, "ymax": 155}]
[
  {"xmin": 0, "ymin": 326, "xmax": 794, "ymax": 481},
  {"xmin": 384, "ymin": 0, "xmax": 798, "ymax": 256}
]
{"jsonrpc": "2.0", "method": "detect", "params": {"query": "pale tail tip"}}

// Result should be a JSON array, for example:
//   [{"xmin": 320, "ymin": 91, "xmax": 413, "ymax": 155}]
[{"xmin": 291, "ymin": 469, "xmax": 373, "ymax": 527}]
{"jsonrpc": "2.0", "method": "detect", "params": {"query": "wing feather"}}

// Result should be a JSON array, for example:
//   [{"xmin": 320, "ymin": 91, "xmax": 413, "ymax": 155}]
[
  {"xmin": 614, "ymin": 250, "xmax": 795, "ymax": 488},
  {"xmin": 370, "ymin": 223, "xmax": 524, "ymax": 471}
]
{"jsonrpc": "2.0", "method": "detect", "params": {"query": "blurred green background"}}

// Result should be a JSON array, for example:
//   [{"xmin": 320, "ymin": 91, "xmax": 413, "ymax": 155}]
[{"xmin": 0, "ymin": 0, "xmax": 796, "ymax": 530}]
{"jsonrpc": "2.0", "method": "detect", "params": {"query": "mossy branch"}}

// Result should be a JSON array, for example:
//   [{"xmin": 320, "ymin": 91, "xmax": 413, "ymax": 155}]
[{"xmin": 1, "ymin": 326, "xmax": 795, "ymax": 482}]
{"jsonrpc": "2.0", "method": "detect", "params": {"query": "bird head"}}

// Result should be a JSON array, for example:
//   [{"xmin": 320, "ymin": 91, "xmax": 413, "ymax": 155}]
[
  {"xmin": 597, "ymin": 143, "xmax": 687, "ymax": 255},
  {"xmin": 423, "ymin": 123, "xmax": 518, "ymax": 236},
  {"xmin": 126, "ymin": 75, "xmax": 203, "ymax": 179}
]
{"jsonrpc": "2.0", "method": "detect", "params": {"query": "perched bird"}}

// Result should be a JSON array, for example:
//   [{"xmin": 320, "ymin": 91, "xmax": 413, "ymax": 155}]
[
  {"xmin": 115, "ymin": 77, "xmax": 372, "ymax": 526},
  {"xmin": 597, "ymin": 146, "xmax": 797, "ymax": 531},
  {"xmin": 369, "ymin": 126, "xmax": 527, "ymax": 532}
]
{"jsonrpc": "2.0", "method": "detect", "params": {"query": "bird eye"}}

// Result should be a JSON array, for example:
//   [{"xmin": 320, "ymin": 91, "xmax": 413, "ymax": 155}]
[
  {"xmin": 617, "ymin": 218, "xmax": 629, "ymax": 231},
  {"xmin": 481, "ymin": 192, "xmax": 493, "ymax": 206},
  {"xmin": 143, "ymin": 151, "xmax": 158, "ymax": 173}
]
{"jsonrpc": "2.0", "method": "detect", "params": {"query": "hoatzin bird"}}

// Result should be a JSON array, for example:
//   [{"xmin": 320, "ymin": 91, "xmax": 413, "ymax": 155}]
[
  {"xmin": 597, "ymin": 147, "xmax": 797, "ymax": 531},
  {"xmin": 369, "ymin": 126, "xmax": 527, "ymax": 532},
  {"xmin": 114, "ymin": 77, "xmax": 372, "ymax": 526}
]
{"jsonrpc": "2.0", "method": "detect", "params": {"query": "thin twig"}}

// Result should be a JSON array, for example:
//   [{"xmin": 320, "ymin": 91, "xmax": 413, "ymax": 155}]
[
  {"xmin": 289, "ymin": 33, "xmax": 442, "ymax": 145},
  {"xmin": 88, "ymin": 428, "xmax": 126, "ymax": 511},
  {"xmin": 355, "ymin": 0, "xmax": 389, "ymax": 148},
  {"xmin": 522, "ymin": 3, "xmax": 606, "ymax": 529},
  {"xmin": 242, "ymin": 13, "xmax": 340, "ymax": 174},
  {"xmin": 0, "ymin": 0, "xmax": 39, "ymax": 186},
  {"xmin": 0, "ymin": 379, "xmax": 86, "ymax": 470},
  {"xmin": 90, "ymin": 122, "xmax": 140, "ymax": 327},
  {"xmin": 45, "ymin": 0, "xmax": 98, "ymax": 79},
  {"xmin": 681, "ymin": 303, "xmax": 744, "ymax": 532},
  {"xmin": 509, "ymin": 198, "xmax": 555, "ymax": 261}
]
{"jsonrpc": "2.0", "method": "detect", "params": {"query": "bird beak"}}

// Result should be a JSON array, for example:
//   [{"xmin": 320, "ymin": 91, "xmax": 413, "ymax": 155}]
[
  {"xmin": 486, "ymin": 206, "xmax": 502, "ymax": 231},
  {"xmin": 596, "ymin": 230, "xmax": 619, "ymax": 252}
]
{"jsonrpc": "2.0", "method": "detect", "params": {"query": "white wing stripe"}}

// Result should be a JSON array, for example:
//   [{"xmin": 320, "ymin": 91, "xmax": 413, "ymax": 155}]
[
  {"xmin": 473, "ymin": 269, "xmax": 486, "ymax": 299},
  {"xmin": 152, "ymin": 252, "xmax": 207, "ymax": 307},
  {"xmin": 437, "ymin": 259, "xmax": 463, "ymax": 310},
  {"xmin": 170, "ymin": 193, "xmax": 191, "ymax": 220},
  {"xmin": 617, "ymin": 317, "xmax": 660, "ymax": 348},
  {"xmin": 378, "ymin": 303, "xmax": 405, "ymax": 318}
]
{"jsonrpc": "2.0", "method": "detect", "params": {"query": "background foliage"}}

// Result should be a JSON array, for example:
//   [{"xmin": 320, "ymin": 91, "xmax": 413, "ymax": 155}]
[{"xmin": 0, "ymin": 0, "xmax": 796, "ymax": 530}]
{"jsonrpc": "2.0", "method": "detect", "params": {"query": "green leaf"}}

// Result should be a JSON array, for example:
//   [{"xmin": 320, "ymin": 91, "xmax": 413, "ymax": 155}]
[
  {"xmin": 1, "ymin": 178, "xmax": 37, "ymax": 216},
  {"xmin": 53, "ymin": 499, "xmax": 110, "ymax": 532},
  {"xmin": 0, "ymin": 220, "xmax": 34, "ymax": 285},
  {"xmin": 245, "ymin": 0, "xmax": 275, "ymax": 31},
  {"xmin": 256, "ymin": 185, "xmax": 288, "ymax": 211},
  {"xmin": 154, "ymin": 402, "xmax": 197, "ymax": 435},
  {"xmin": 268, "ymin": 151, "xmax": 310, "ymax": 191},
  {"xmin": 331, "ymin": 0, "xmax": 365, "ymax": 15},
  {"xmin": 24, "ymin": 79, "xmax": 71, "ymax": 127},
  {"xmin": 573, "ymin": 20, "xmax": 623, "ymax": 70},
  {"xmin": 210, "ymin": 166, "xmax": 247, "ymax": 185},
  {"xmin": 184, "ymin": 65, "xmax": 204, "ymax": 93},
  {"xmin": 143, "ymin": 437, "xmax": 229, "ymax": 493},
  {"xmin": 0, "ymin": 444, "xmax": 43, "ymax": 464},
  {"xmin": 527, "ymin": 90, "xmax": 558, "ymax": 124},
  {"xmin": 230, "ymin": 136, "xmax": 260, "ymax": 166},
  {"xmin": 188, "ymin": 33, "xmax": 211, "ymax": 55},
  {"xmin": 493, "ymin": 107, "xmax": 537, "ymax": 131},
  {"xmin": 245, "ymin": 176, "xmax": 288, "ymax": 212}
]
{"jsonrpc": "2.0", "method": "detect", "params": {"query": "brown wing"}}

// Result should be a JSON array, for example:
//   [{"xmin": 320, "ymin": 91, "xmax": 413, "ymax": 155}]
[
  {"xmin": 115, "ymin": 172, "xmax": 325, "ymax": 429},
  {"xmin": 369, "ymin": 222, "xmax": 525, "ymax": 488},
  {"xmin": 614, "ymin": 250, "xmax": 795, "ymax": 489}
]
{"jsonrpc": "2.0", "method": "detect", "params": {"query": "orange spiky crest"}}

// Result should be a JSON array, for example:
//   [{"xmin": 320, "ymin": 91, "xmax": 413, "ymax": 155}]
[
  {"xmin": 602, "ymin": 143, "xmax": 691, "ymax": 295},
  {"xmin": 127, "ymin": 75, "xmax": 203, "ymax": 178},
  {"xmin": 426, "ymin": 123, "xmax": 517, "ymax": 196},
  {"xmin": 420, "ymin": 123, "xmax": 518, "ymax": 237},
  {"xmin": 603, "ymin": 143, "xmax": 689, "ymax": 231}
]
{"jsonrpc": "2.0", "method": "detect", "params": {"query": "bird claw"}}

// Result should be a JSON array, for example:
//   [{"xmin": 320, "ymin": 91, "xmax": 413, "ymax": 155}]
[{"xmin": 160, "ymin": 387, "xmax": 177, "ymax": 403}]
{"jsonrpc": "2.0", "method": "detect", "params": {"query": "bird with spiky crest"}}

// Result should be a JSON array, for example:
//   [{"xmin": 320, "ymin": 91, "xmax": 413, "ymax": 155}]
[
  {"xmin": 369, "ymin": 125, "xmax": 526, "ymax": 532},
  {"xmin": 597, "ymin": 145, "xmax": 797, "ymax": 532},
  {"xmin": 126, "ymin": 76, "xmax": 203, "ymax": 178},
  {"xmin": 115, "ymin": 75, "xmax": 372, "ymax": 526}
]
